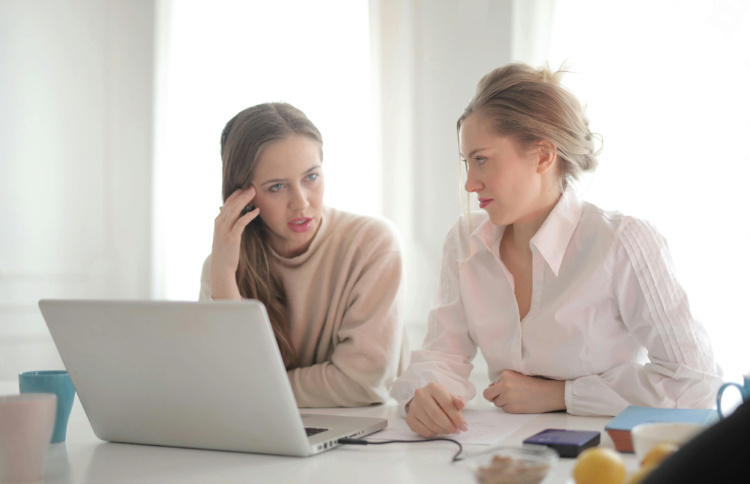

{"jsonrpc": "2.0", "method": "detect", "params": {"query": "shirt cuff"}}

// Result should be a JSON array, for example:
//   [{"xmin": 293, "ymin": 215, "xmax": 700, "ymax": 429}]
[{"xmin": 564, "ymin": 379, "xmax": 574, "ymax": 414}]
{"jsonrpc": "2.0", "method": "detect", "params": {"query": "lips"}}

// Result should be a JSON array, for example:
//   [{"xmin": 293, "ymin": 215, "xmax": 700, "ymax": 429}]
[
  {"xmin": 288, "ymin": 217, "xmax": 313, "ymax": 233},
  {"xmin": 478, "ymin": 198, "xmax": 493, "ymax": 209}
]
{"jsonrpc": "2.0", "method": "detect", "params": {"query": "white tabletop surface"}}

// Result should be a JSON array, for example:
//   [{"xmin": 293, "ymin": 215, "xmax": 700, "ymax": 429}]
[{"xmin": 1, "ymin": 381, "xmax": 639, "ymax": 484}]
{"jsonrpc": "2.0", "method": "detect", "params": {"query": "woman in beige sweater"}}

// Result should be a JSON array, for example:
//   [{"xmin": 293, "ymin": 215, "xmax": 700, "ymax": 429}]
[{"xmin": 199, "ymin": 102, "xmax": 407, "ymax": 407}]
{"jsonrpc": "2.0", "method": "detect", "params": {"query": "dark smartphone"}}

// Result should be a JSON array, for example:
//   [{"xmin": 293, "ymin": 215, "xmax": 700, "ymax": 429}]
[
  {"xmin": 240, "ymin": 204, "xmax": 255, "ymax": 216},
  {"xmin": 523, "ymin": 429, "xmax": 601, "ymax": 458}
]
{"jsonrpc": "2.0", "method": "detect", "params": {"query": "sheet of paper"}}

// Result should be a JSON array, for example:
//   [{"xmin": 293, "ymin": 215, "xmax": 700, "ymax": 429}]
[{"xmin": 369, "ymin": 407, "xmax": 537, "ymax": 445}]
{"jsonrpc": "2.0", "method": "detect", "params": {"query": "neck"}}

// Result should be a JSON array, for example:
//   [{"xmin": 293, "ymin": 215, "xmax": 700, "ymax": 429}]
[
  {"xmin": 271, "ymin": 217, "xmax": 323, "ymax": 259},
  {"xmin": 506, "ymin": 191, "xmax": 561, "ymax": 253}
]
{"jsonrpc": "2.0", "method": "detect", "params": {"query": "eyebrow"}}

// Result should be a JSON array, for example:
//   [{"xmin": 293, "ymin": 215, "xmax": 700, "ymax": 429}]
[
  {"xmin": 260, "ymin": 165, "xmax": 321, "ymax": 186},
  {"xmin": 460, "ymin": 147, "xmax": 491, "ymax": 159}
]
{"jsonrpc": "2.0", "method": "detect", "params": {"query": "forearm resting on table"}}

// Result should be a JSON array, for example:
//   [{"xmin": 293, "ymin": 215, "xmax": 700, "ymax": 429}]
[{"xmin": 290, "ymin": 361, "xmax": 391, "ymax": 407}]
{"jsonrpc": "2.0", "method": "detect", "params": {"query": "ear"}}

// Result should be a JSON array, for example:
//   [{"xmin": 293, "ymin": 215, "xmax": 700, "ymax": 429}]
[{"xmin": 535, "ymin": 140, "xmax": 557, "ymax": 175}]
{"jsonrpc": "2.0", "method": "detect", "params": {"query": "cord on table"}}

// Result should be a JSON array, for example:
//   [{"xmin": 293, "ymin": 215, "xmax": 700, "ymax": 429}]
[{"xmin": 338, "ymin": 437, "xmax": 464, "ymax": 462}]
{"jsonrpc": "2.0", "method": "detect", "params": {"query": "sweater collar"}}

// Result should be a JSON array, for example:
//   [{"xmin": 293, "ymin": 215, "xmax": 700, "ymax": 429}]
[{"xmin": 270, "ymin": 206, "xmax": 331, "ymax": 268}]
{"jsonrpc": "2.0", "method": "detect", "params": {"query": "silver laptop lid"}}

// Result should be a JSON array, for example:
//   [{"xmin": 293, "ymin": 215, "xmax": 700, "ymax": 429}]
[{"xmin": 39, "ymin": 299, "xmax": 313, "ymax": 455}]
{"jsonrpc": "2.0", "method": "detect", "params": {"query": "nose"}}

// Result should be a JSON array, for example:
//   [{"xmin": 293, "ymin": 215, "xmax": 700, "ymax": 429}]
[
  {"xmin": 289, "ymin": 184, "xmax": 309, "ymax": 211},
  {"xmin": 464, "ymin": 169, "xmax": 483, "ymax": 193}
]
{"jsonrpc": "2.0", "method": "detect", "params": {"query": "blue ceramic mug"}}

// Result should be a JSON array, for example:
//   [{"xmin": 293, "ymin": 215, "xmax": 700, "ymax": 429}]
[
  {"xmin": 716, "ymin": 373, "xmax": 750, "ymax": 420},
  {"xmin": 19, "ymin": 370, "xmax": 76, "ymax": 443}
]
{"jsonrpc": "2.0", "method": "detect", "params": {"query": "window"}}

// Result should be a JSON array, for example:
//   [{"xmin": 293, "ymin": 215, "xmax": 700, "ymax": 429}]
[
  {"xmin": 548, "ymin": 0, "xmax": 750, "ymax": 379},
  {"xmin": 152, "ymin": 0, "xmax": 378, "ymax": 300}
]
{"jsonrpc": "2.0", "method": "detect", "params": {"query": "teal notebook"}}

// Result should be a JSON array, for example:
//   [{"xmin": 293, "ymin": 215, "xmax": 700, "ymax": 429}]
[{"xmin": 604, "ymin": 406, "xmax": 717, "ymax": 452}]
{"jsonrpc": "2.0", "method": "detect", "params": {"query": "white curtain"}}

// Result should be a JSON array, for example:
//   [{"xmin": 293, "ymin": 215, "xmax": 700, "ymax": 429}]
[{"xmin": 512, "ymin": 0, "xmax": 557, "ymax": 65}]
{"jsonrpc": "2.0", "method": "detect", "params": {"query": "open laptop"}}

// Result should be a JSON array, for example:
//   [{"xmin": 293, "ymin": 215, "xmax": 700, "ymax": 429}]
[{"xmin": 38, "ymin": 299, "xmax": 387, "ymax": 456}]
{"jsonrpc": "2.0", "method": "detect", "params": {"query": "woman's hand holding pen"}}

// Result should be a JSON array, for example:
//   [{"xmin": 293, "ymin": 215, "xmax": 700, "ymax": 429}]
[
  {"xmin": 210, "ymin": 187, "xmax": 260, "ymax": 300},
  {"xmin": 405, "ymin": 382, "xmax": 468, "ymax": 438},
  {"xmin": 483, "ymin": 370, "xmax": 566, "ymax": 414}
]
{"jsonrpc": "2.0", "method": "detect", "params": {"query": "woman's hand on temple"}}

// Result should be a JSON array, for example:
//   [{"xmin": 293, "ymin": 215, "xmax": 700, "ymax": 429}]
[
  {"xmin": 210, "ymin": 187, "xmax": 260, "ymax": 299},
  {"xmin": 405, "ymin": 382, "xmax": 468, "ymax": 438},
  {"xmin": 483, "ymin": 370, "xmax": 566, "ymax": 414}
]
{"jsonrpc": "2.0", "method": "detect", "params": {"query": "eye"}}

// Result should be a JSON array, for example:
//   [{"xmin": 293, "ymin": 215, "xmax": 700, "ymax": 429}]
[
  {"xmin": 268, "ymin": 183, "xmax": 284, "ymax": 193},
  {"xmin": 305, "ymin": 172, "xmax": 319, "ymax": 182},
  {"xmin": 475, "ymin": 156, "xmax": 487, "ymax": 166}
]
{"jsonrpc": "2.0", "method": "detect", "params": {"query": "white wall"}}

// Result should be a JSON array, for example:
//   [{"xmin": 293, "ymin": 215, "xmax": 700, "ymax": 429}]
[
  {"xmin": 0, "ymin": 0, "xmax": 155, "ymax": 379},
  {"xmin": 372, "ymin": 0, "xmax": 515, "ymax": 331},
  {"xmin": 370, "ymin": 0, "xmax": 518, "ymax": 381}
]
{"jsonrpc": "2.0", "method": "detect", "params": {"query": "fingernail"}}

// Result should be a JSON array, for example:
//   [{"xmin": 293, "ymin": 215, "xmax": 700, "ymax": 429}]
[{"xmin": 459, "ymin": 423, "xmax": 468, "ymax": 432}]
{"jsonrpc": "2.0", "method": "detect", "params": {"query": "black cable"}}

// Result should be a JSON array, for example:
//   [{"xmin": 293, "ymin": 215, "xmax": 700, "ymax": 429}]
[{"xmin": 338, "ymin": 437, "xmax": 464, "ymax": 462}]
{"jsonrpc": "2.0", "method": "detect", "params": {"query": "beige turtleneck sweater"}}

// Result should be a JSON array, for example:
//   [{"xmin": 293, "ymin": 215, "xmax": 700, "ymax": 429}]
[{"xmin": 200, "ymin": 206, "xmax": 408, "ymax": 407}]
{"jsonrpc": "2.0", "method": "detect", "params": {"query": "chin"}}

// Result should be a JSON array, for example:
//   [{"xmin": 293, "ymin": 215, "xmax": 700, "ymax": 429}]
[{"xmin": 487, "ymin": 213, "xmax": 509, "ymax": 227}]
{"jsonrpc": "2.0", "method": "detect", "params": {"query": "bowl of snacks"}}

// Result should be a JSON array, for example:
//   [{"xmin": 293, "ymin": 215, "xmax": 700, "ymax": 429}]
[{"xmin": 461, "ymin": 444, "xmax": 558, "ymax": 484}]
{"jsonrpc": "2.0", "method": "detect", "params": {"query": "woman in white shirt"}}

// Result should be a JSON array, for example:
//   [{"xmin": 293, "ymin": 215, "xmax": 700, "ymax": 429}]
[
  {"xmin": 391, "ymin": 63, "xmax": 723, "ymax": 437},
  {"xmin": 202, "ymin": 102, "xmax": 408, "ymax": 407}
]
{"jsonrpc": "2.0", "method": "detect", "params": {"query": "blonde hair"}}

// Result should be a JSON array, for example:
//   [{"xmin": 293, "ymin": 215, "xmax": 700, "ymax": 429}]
[
  {"xmin": 458, "ymin": 62, "xmax": 601, "ymax": 192},
  {"xmin": 220, "ymin": 102, "xmax": 323, "ymax": 369}
]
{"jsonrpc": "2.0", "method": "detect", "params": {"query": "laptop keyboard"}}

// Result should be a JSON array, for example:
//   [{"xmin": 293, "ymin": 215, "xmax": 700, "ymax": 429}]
[{"xmin": 305, "ymin": 427, "xmax": 328, "ymax": 437}]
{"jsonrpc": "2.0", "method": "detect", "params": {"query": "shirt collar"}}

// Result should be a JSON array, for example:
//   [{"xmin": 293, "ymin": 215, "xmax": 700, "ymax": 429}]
[
  {"xmin": 530, "ymin": 189, "xmax": 584, "ymax": 276},
  {"xmin": 468, "ymin": 190, "xmax": 584, "ymax": 276},
  {"xmin": 469, "ymin": 214, "xmax": 505, "ymax": 262}
]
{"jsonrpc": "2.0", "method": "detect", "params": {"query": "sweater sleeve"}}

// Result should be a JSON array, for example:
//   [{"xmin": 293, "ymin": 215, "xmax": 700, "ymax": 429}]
[
  {"xmin": 565, "ymin": 218, "xmax": 723, "ymax": 416},
  {"xmin": 198, "ymin": 255, "xmax": 212, "ymax": 301},
  {"xmin": 390, "ymin": 220, "xmax": 478, "ymax": 414},
  {"xmin": 287, "ymin": 232, "xmax": 406, "ymax": 407}
]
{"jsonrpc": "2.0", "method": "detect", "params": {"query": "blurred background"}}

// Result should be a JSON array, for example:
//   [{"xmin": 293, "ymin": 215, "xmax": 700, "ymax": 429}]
[{"xmin": 1, "ymin": 0, "xmax": 748, "ymax": 390}]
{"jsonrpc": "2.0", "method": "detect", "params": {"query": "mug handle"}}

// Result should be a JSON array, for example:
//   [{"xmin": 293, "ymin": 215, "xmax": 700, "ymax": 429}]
[{"xmin": 716, "ymin": 382, "xmax": 743, "ymax": 419}]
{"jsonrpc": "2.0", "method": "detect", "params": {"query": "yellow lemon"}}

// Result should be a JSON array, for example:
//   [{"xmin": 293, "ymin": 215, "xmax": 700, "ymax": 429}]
[
  {"xmin": 573, "ymin": 447, "xmax": 627, "ymax": 484},
  {"xmin": 626, "ymin": 463, "xmax": 658, "ymax": 484},
  {"xmin": 640, "ymin": 442, "xmax": 679, "ymax": 468}
]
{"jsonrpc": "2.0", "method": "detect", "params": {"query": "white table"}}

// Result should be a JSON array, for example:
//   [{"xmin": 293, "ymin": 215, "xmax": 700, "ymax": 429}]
[{"xmin": 0, "ymin": 381, "xmax": 638, "ymax": 484}]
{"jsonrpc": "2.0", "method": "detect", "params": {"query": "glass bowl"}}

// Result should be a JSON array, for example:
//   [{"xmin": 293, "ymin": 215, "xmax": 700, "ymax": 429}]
[{"xmin": 460, "ymin": 444, "xmax": 558, "ymax": 484}]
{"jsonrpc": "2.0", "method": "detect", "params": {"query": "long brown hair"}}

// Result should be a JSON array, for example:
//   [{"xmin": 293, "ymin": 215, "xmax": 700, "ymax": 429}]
[{"xmin": 219, "ymin": 102, "xmax": 323, "ymax": 369}]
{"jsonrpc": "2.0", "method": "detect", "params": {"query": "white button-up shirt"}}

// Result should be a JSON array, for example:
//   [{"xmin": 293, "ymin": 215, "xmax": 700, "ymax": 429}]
[{"xmin": 391, "ymin": 190, "xmax": 723, "ymax": 417}]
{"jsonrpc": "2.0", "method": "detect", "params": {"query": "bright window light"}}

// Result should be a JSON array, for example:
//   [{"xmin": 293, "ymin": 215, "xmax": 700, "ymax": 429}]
[
  {"xmin": 548, "ymin": 0, "xmax": 750, "ymax": 381},
  {"xmin": 153, "ymin": 0, "xmax": 378, "ymax": 301}
]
